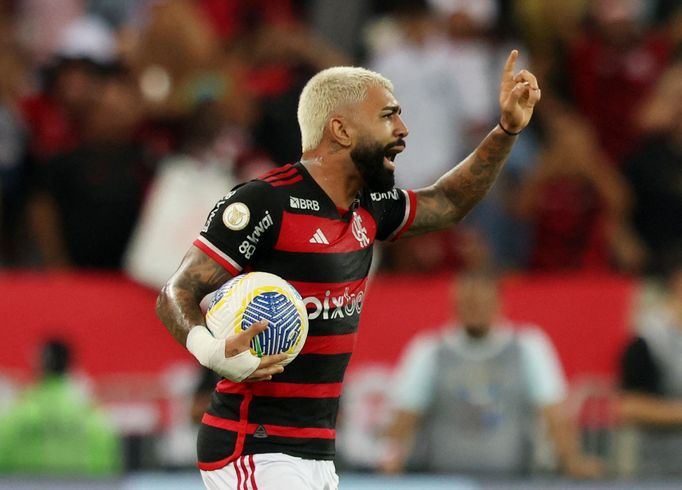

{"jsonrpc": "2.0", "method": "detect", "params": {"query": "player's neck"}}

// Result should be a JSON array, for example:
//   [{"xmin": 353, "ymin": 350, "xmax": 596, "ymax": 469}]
[{"xmin": 301, "ymin": 150, "xmax": 363, "ymax": 209}]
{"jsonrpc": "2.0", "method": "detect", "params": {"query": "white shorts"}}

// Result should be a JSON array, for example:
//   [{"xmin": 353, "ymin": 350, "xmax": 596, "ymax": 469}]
[{"xmin": 200, "ymin": 453, "xmax": 339, "ymax": 490}]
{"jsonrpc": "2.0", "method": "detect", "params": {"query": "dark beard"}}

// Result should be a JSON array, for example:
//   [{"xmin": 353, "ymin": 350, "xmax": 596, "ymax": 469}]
[{"xmin": 350, "ymin": 139, "xmax": 397, "ymax": 192}]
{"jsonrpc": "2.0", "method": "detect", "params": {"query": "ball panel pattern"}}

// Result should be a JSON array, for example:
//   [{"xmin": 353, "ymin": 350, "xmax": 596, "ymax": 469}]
[{"xmin": 242, "ymin": 290, "xmax": 302, "ymax": 356}]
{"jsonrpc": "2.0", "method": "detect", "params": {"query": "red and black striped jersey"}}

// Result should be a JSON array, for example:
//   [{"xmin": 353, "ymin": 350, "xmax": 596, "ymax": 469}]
[{"xmin": 192, "ymin": 162, "xmax": 416, "ymax": 469}]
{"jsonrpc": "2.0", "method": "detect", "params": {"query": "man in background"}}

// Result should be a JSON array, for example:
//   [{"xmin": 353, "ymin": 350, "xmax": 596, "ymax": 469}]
[
  {"xmin": 381, "ymin": 272, "xmax": 602, "ymax": 478},
  {"xmin": 0, "ymin": 339, "xmax": 121, "ymax": 476},
  {"xmin": 619, "ymin": 256, "xmax": 682, "ymax": 477}
]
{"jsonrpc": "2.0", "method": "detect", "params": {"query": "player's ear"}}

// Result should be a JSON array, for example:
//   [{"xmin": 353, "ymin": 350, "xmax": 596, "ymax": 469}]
[{"xmin": 329, "ymin": 115, "xmax": 353, "ymax": 148}]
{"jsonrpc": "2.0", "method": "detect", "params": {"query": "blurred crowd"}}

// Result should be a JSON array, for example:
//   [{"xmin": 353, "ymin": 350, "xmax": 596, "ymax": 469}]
[
  {"xmin": 1, "ymin": 0, "xmax": 682, "ymax": 279},
  {"xmin": 4, "ymin": 0, "xmax": 682, "ymax": 482}
]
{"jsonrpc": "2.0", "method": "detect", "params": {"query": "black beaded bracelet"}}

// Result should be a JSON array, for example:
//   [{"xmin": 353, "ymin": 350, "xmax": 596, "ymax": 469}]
[{"xmin": 498, "ymin": 119, "xmax": 522, "ymax": 136}]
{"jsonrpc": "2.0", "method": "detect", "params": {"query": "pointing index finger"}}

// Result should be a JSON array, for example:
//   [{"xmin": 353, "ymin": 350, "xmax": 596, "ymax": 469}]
[{"xmin": 502, "ymin": 49, "xmax": 519, "ymax": 80}]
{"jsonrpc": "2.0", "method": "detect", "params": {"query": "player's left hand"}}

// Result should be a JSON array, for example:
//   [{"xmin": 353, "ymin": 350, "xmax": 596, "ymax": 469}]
[
  {"xmin": 499, "ymin": 50, "xmax": 541, "ymax": 134},
  {"xmin": 225, "ymin": 320, "xmax": 288, "ymax": 382}
]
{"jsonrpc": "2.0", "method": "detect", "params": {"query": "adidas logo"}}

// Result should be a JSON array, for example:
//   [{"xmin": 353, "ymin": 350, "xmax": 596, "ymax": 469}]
[
  {"xmin": 309, "ymin": 229, "xmax": 329, "ymax": 244},
  {"xmin": 254, "ymin": 424, "xmax": 268, "ymax": 438}
]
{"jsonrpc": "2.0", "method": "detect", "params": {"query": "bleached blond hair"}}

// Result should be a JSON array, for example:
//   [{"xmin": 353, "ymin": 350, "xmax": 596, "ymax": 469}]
[{"xmin": 297, "ymin": 66, "xmax": 394, "ymax": 152}]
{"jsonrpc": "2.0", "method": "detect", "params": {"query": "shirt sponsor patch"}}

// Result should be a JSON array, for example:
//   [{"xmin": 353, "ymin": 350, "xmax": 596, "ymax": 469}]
[
  {"xmin": 290, "ymin": 196, "xmax": 320, "ymax": 211},
  {"xmin": 223, "ymin": 202, "xmax": 250, "ymax": 230},
  {"xmin": 303, "ymin": 286, "xmax": 365, "ymax": 320},
  {"xmin": 238, "ymin": 211, "xmax": 273, "ymax": 259},
  {"xmin": 370, "ymin": 189, "xmax": 400, "ymax": 201}
]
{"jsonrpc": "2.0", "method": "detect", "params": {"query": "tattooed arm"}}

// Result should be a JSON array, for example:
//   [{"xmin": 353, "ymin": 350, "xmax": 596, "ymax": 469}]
[
  {"xmin": 156, "ymin": 247, "xmax": 230, "ymax": 345},
  {"xmin": 404, "ymin": 127, "xmax": 517, "ymax": 236},
  {"xmin": 404, "ymin": 50, "xmax": 541, "ymax": 237},
  {"xmin": 156, "ymin": 246, "xmax": 286, "ymax": 381}
]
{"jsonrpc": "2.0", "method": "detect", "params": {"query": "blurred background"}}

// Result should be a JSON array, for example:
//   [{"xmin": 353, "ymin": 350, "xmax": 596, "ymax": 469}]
[{"xmin": 3, "ymin": 0, "xmax": 682, "ymax": 488}]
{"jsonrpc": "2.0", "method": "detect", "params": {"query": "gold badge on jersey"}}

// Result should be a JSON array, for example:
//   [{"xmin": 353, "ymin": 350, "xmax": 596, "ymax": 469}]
[{"xmin": 222, "ymin": 202, "xmax": 250, "ymax": 231}]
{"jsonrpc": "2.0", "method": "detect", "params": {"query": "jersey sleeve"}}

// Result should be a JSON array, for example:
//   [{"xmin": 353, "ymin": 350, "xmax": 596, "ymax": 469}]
[
  {"xmin": 193, "ymin": 181, "xmax": 280, "ymax": 276},
  {"xmin": 367, "ymin": 188, "xmax": 417, "ymax": 241}
]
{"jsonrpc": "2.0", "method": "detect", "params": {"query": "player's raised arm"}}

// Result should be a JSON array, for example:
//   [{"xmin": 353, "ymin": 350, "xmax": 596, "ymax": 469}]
[
  {"xmin": 156, "ymin": 246, "xmax": 286, "ymax": 382},
  {"xmin": 403, "ymin": 50, "xmax": 541, "ymax": 237}
]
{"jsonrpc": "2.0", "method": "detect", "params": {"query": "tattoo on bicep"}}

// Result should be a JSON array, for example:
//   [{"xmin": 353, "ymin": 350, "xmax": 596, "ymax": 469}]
[
  {"xmin": 406, "ymin": 187, "xmax": 459, "ymax": 236},
  {"xmin": 157, "ymin": 249, "xmax": 231, "ymax": 343},
  {"xmin": 177, "ymin": 251, "xmax": 231, "ymax": 300}
]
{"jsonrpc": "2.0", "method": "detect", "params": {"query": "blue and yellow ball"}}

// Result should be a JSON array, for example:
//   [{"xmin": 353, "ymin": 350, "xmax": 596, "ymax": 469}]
[{"xmin": 206, "ymin": 272, "xmax": 308, "ymax": 366}]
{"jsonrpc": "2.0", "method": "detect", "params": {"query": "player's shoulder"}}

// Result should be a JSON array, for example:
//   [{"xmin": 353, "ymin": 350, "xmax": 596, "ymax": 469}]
[
  {"xmin": 231, "ymin": 164, "xmax": 307, "ymax": 202},
  {"xmin": 226, "ymin": 165, "xmax": 296, "ymax": 198},
  {"xmin": 405, "ymin": 329, "xmax": 441, "ymax": 356},
  {"xmin": 203, "ymin": 178, "xmax": 281, "ymax": 234},
  {"xmin": 254, "ymin": 163, "xmax": 305, "ymax": 189},
  {"xmin": 513, "ymin": 323, "xmax": 559, "ymax": 358}
]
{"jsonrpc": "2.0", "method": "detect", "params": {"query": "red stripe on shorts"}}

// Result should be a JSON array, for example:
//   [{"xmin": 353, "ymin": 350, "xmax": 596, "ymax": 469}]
[
  {"xmin": 239, "ymin": 456, "xmax": 249, "ymax": 490},
  {"xmin": 249, "ymin": 455, "xmax": 258, "ymax": 490},
  {"xmin": 234, "ymin": 460, "xmax": 242, "ymax": 489}
]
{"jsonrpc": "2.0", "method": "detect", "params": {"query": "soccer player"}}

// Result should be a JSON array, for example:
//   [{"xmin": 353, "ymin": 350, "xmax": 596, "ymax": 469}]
[{"xmin": 156, "ymin": 50, "xmax": 540, "ymax": 489}]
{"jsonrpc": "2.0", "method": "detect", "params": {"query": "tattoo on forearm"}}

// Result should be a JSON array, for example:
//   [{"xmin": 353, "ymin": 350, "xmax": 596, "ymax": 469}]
[
  {"xmin": 156, "ymin": 249, "xmax": 230, "ymax": 346},
  {"xmin": 407, "ymin": 127, "xmax": 516, "ymax": 236},
  {"xmin": 446, "ymin": 128, "xmax": 514, "ymax": 210}
]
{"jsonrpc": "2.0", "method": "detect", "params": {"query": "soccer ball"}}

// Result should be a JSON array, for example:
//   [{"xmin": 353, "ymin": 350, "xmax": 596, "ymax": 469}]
[{"xmin": 205, "ymin": 272, "xmax": 308, "ymax": 366}]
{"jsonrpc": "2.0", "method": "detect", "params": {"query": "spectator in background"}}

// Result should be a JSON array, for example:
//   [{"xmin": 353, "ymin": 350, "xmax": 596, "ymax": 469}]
[
  {"xmin": 0, "ymin": 4, "xmax": 30, "ymax": 265},
  {"xmin": 12, "ymin": 0, "xmax": 109, "ymax": 65},
  {"xmin": 19, "ymin": 57, "xmax": 102, "ymax": 166},
  {"xmin": 510, "ymin": 0, "xmax": 588, "ymax": 104},
  {"xmin": 380, "ymin": 272, "xmax": 602, "ymax": 478},
  {"xmin": 567, "ymin": 0, "xmax": 671, "ymax": 166},
  {"xmin": 517, "ymin": 105, "xmax": 644, "ymax": 272},
  {"xmin": 379, "ymin": 224, "xmax": 492, "ymax": 273},
  {"xmin": 368, "ymin": 0, "xmax": 494, "ymax": 190},
  {"xmin": 434, "ymin": 0, "xmax": 542, "ymax": 270},
  {"xmin": 220, "ymin": 0, "xmax": 352, "ymax": 165},
  {"xmin": 18, "ymin": 0, "xmax": 118, "ymax": 165},
  {"xmin": 0, "ymin": 339, "xmax": 121, "ymax": 476},
  {"xmin": 625, "ymin": 58, "xmax": 682, "ymax": 275},
  {"xmin": 129, "ymin": 0, "xmax": 243, "ymax": 120},
  {"xmin": 128, "ymin": 0, "xmax": 350, "ymax": 166},
  {"xmin": 124, "ymin": 101, "xmax": 273, "ymax": 289},
  {"xmin": 29, "ymin": 64, "xmax": 151, "ymax": 269},
  {"xmin": 366, "ymin": 0, "xmax": 495, "ymax": 273},
  {"xmin": 619, "ymin": 257, "xmax": 682, "ymax": 477},
  {"xmin": 369, "ymin": 0, "xmax": 540, "ymax": 272},
  {"xmin": 512, "ymin": 0, "xmax": 588, "ymax": 55}
]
